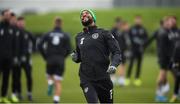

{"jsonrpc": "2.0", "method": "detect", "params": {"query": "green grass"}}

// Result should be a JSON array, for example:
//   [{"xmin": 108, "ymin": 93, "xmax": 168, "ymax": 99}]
[
  {"xmin": 4, "ymin": 54, "xmax": 175, "ymax": 103},
  {"xmin": 25, "ymin": 8, "xmax": 180, "ymax": 53}
]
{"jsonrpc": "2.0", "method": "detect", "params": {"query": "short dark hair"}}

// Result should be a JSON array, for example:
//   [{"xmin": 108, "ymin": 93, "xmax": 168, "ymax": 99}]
[
  {"xmin": 10, "ymin": 12, "xmax": 16, "ymax": 17},
  {"xmin": 55, "ymin": 17, "xmax": 62, "ymax": 24},
  {"xmin": 17, "ymin": 16, "xmax": 24, "ymax": 21},
  {"xmin": 115, "ymin": 17, "xmax": 121, "ymax": 23},
  {"xmin": 1, "ymin": 9, "xmax": 10, "ymax": 16}
]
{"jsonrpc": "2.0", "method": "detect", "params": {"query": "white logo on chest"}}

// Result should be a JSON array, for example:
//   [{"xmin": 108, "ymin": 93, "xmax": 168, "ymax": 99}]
[
  {"xmin": 84, "ymin": 87, "xmax": 88, "ymax": 93},
  {"xmin": 9, "ymin": 29, "xmax": 13, "ymax": 34},
  {"xmin": 50, "ymin": 32, "xmax": 63, "ymax": 45},
  {"xmin": 168, "ymin": 32, "xmax": 179, "ymax": 40},
  {"xmin": 52, "ymin": 36, "xmax": 60, "ymax": 45},
  {"xmin": 25, "ymin": 34, "xmax": 28, "ymax": 39},
  {"xmin": 16, "ymin": 31, "xmax": 20, "ymax": 37},
  {"xmin": 92, "ymin": 33, "xmax": 99, "ymax": 39},
  {"xmin": 0, "ymin": 29, "xmax": 4, "ymax": 36}
]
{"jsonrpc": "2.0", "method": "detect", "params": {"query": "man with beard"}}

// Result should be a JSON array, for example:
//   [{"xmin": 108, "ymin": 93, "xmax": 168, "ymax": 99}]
[
  {"xmin": 0, "ymin": 9, "xmax": 18, "ymax": 103},
  {"xmin": 71, "ymin": 9, "xmax": 121, "ymax": 103}
]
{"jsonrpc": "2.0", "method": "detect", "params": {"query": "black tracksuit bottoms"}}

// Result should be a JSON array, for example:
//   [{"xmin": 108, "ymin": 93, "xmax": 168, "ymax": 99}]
[
  {"xmin": 0, "ymin": 58, "xmax": 12, "ymax": 97},
  {"xmin": 127, "ymin": 51, "xmax": 143, "ymax": 79},
  {"xmin": 80, "ymin": 78, "xmax": 113, "ymax": 103}
]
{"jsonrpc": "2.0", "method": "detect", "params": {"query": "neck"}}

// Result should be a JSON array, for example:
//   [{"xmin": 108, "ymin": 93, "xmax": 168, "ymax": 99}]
[
  {"xmin": 54, "ymin": 27, "xmax": 61, "ymax": 31},
  {"xmin": 83, "ymin": 24, "xmax": 97, "ymax": 32},
  {"xmin": 84, "ymin": 22, "xmax": 95, "ymax": 28},
  {"xmin": 18, "ymin": 26, "xmax": 24, "ymax": 30}
]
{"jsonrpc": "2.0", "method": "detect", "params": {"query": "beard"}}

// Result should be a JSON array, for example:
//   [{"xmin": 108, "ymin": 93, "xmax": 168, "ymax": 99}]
[{"xmin": 81, "ymin": 18, "xmax": 93, "ymax": 27}]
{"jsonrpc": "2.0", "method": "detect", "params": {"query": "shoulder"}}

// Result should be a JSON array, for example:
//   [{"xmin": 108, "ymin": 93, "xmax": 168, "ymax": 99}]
[
  {"xmin": 41, "ymin": 31, "xmax": 51, "ymax": 39},
  {"xmin": 130, "ymin": 26, "xmax": 135, "ymax": 30},
  {"xmin": 46, "ymin": 31, "xmax": 53, "ymax": 35},
  {"xmin": 157, "ymin": 28, "xmax": 166, "ymax": 35},
  {"xmin": 153, "ymin": 29, "xmax": 158, "ymax": 35},
  {"xmin": 141, "ymin": 25, "xmax": 146, "ymax": 29},
  {"xmin": 62, "ymin": 32, "xmax": 71, "ymax": 39},
  {"xmin": 142, "ymin": 26, "xmax": 147, "ymax": 31},
  {"xmin": 97, "ymin": 28, "xmax": 111, "ymax": 34},
  {"xmin": 129, "ymin": 26, "xmax": 135, "ymax": 32},
  {"xmin": 178, "ymin": 28, "xmax": 180, "ymax": 33},
  {"xmin": 99, "ymin": 28, "xmax": 112, "ymax": 37},
  {"xmin": 76, "ymin": 32, "xmax": 84, "ymax": 39},
  {"xmin": 98, "ymin": 28, "xmax": 115, "ymax": 39},
  {"xmin": 24, "ymin": 30, "xmax": 33, "ymax": 35}
]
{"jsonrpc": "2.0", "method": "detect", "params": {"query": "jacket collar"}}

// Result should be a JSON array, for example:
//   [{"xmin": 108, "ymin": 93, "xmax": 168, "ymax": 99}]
[
  {"xmin": 54, "ymin": 27, "xmax": 62, "ymax": 32},
  {"xmin": 83, "ymin": 26, "xmax": 97, "ymax": 33},
  {"xmin": 134, "ymin": 24, "xmax": 142, "ymax": 28}
]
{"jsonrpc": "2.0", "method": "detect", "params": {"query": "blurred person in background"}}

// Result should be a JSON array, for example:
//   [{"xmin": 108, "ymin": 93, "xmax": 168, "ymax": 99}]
[
  {"xmin": 71, "ymin": 9, "xmax": 121, "ymax": 103},
  {"xmin": 119, "ymin": 21, "xmax": 130, "ymax": 86},
  {"xmin": 170, "ymin": 35, "xmax": 180, "ymax": 102},
  {"xmin": 110, "ymin": 17, "xmax": 122, "ymax": 85},
  {"xmin": 15, "ymin": 16, "xmax": 35, "ymax": 101},
  {"xmin": 145, "ymin": 16, "xmax": 175, "ymax": 102},
  {"xmin": 168, "ymin": 16, "xmax": 180, "ymax": 102},
  {"xmin": 38, "ymin": 17, "xmax": 71, "ymax": 103},
  {"xmin": 0, "ymin": 9, "xmax": 18, "ymax": 103},
  {"xmin": 9, "ymin": 12, "xmax": 22, "ymax": 103},
  {"xmin": 0, "ymin": 17, "xmax": 1, "ymax": 21},
  {"xmin": 125, "ymin": 15, "xmax": 148, "ymax": 86},
  {"xmin": 110, "ymin": 18, "xmax": 129, "ymax": 86},
  {"xmin": 155, "ymin": 16, "xmax": 179, "ymax": 102}
]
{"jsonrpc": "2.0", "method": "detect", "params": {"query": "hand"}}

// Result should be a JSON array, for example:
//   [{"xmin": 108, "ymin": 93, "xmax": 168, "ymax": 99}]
[
  {"xmin": 107, "ymin": 66, "xmax": 117, "ymax": 74},
  {"xmin": 71, "ymin": 51, "xmax": 78, "ymax": 62}
]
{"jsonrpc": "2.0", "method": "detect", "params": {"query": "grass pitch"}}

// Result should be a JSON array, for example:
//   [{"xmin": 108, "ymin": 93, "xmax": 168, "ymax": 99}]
[{"xmin": 16, "ymin": 54, "xmax": 175, "ymax": 103}]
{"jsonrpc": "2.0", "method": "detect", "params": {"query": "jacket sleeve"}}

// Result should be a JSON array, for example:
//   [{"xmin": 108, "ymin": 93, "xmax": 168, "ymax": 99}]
[
  {"xmin": 144, "ymin": 31, "xmax": 157, "ymax": 48},
  {"xmin": 74, "ymin": 35, "xmax": 81, "ymax": 63},
  {"xmin": 143, "ymin": 28, "xmax": 148, "ymax": 45},
  {"xmin": 128, "ymin": 28, "xmax": 134, "ymax": 47},
  {"xmin": 64, "ymin": 33, "xmax": 72, "ymax": 57},
  {"xmin": 12, "ymin": 28, "xmax": 20, "ymax": 59},
  {"xmin": 104, "ymin": 31, "xmax": 121, "ymax": 67},
  {"xmin": 20, "ymin": 30, "xmax": 27, "ymax": 57},
  {"xmin": 121, "ymin": 32, "xmax": 128, "ymax": 50},
  {"xmin": 28, "ymin": 32, "xmax": 36, "ymax": 52},
  {"xmin": 38, "ymin": 34, "xmax": 47, "ymax": 59}
]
